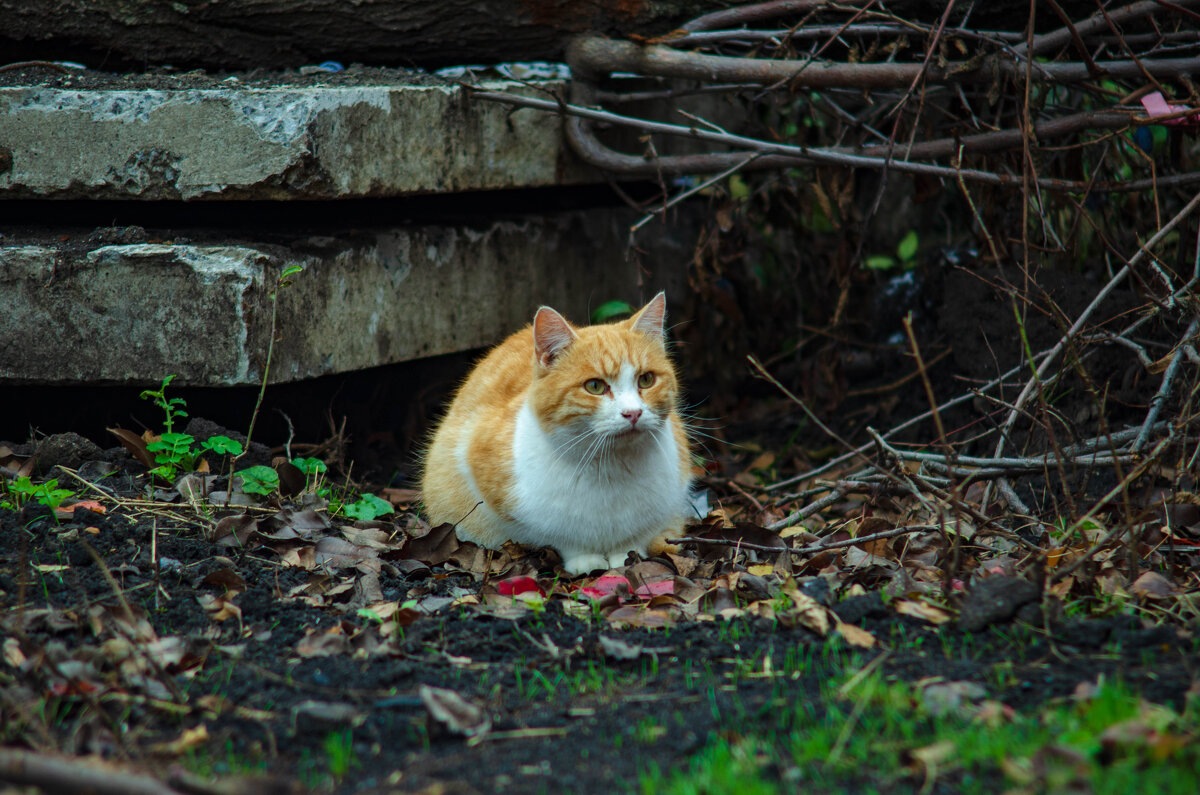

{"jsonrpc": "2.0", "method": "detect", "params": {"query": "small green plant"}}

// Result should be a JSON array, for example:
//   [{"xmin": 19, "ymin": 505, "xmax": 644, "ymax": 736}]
[
  {"xmin": 864, "ymin": 228, "xmax": 920, "ymax": 271},
  {"xmin": 341, "ymin": 493, "xmax": 394, "ymax": 520},
  {"xmin": 140, "ymin": 374, "xmax": 188, "ymax": 434},
  {"xmin": 323, "ymin": 729, "xmax": 358, "ymax": 782},
  {"xmin": 234, "ymin": 465, "xmax": 279, "ymax": 496},
  {"xmin": 1, "ymin": 476, "xmax": 75, "ymax": 512},
  {"xmin": 201, "ymin": 435, "xmax": 244, "ymax": 457},
  {"xmin": 140, "ymin": 375, "xmax": 245, "ymax": 482}
]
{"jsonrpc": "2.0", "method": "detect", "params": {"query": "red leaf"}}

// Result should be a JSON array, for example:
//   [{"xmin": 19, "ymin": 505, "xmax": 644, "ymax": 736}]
[
  {"xmin": 496, "ymin": 576, "xmax": 544, "ymax": 597},
  {"xmin": 578, "ymin": 574, "xmax": 631, "ymax": 601},
  {"xmin": 634, "ymin": 580, "xmax": 675, "ymax": 599}
]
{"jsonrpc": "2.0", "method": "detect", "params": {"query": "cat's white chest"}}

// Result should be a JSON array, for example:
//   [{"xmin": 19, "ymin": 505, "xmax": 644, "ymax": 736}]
[{"xmin": 507, "ymin": 402, "xmax": 688, "ymax": 566}]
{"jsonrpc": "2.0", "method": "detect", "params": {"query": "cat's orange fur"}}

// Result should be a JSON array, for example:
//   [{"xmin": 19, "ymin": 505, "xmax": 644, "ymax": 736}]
[{"xmin": 421, "ymin": 293, "xmax": 692, "ymax": 574}]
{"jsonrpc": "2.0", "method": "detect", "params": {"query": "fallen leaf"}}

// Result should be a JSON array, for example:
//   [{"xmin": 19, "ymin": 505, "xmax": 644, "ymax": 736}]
[
  {"xmin": 404, "ymin": 523, "xmax": 461, "ymax": 565},
  {"xmin": 295, "ymin": 625, "xmax": 349, "ymax": 657},
  {"xmin": 578, "ymin": 575, "xmax": 632, "ymax": 601},
  {"xmin": 834, "ymin": 619, "xmax": 876, "ymax": 648},
  {"xmin": 893, "ymin": 599, "xmax": 952, "ymax": 624},
  {"xmin": 1130, "ymin": 571, "xmax": 1176, "ymax": 600},
  {"xmin": 921, "ymin": 681, "xmax": 988, "ymax": 717},
  {"xmin": 293, "ymin": 700, "xmax": 367, "ymax": 727},
  {"xmin": 633, "ymin": 580, "xmax": 675, "ymax": 599},
  {"xmin": 599, "ymin": 635, "xmax": 647, "ymax": 660},
  {"xmin": 209, "ymin": 513, "xmax": 259, "ymax": 546},
  {"xmin": 150, "ymin": 724, "xmax": 210, "ymax": 755},
  {"xmin": 606, "ymin": 605, "xmax": 675, "ymax": 629},
  {"xmin": 3, "ymin": 638, "xmax": 26, "ymax": 667},
  {"xmin": 496, "ymin": 576, "xmax": 544, "ymax": 597},
  {"xmin": 54, "ymin": 500, "xmax": 107, "ymax": 517},
  {"xmin": 419, "ymin": 685, "xmax": 490, "ymax": 738},
  {"xmin": 107, "ymin": 426, "xmax": 156, "ymax": 469}
]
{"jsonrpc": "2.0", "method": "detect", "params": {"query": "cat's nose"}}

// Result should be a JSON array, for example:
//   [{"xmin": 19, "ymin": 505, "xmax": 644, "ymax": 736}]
[{"xmin": 621, "ymin": 408, "xmax": 643, "ymax": 426}]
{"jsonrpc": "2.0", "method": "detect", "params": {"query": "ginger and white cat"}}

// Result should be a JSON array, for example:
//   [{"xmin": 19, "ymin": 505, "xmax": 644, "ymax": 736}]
[{"xmin": 421, "ymin": 292, "xmax": 692, "ymax": 575}]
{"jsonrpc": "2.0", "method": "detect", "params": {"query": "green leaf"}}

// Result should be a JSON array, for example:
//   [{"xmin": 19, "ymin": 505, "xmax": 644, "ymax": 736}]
[
  {"xmin": 343, "ymin": 493, "xmax": 394, "ymax": 520},
  {"xmin": 728, "ymin": 174, "xmax": 750, "ymax": 202},
  {"xmin": 200, "ymin": 435, "xmax": 244, "ymax": 456},
  {"xmin": 896, "ymin": 230, "xmax": 919, "ymax": 262},
  {"xmin": 235, "ymin": 465, "xmax": 280, "ymax": 496},
  {"xmin": 291, "ymin": 457, "xmax": 327, "ymax": 475},
  {"xmin": 591, "ymin": 300, "xmax": 635, "ymax": 324},
  {"xmin": 357, "ymin": 607, "xmax": 385, "ymax": 623},
  {"xmin": 864, "ymin": 255, "xmax": 897, "ymax": 271}
]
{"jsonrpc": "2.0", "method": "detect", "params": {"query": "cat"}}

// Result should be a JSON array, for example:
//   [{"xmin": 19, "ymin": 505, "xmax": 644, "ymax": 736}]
[{"xmin": 421, "ymin": 292, "xmax": 692, "ymax": 575}]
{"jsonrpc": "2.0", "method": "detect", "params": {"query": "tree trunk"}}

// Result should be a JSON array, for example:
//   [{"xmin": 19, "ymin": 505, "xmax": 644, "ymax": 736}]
[{"xmin": 0, "ymin": 0, "xmax": 727, "ymax": 71}]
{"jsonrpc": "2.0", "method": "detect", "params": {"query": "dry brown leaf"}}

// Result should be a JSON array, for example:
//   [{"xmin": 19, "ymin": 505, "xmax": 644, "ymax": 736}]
[
  {"xmin": 341, "ymin": 525, "xmax": 394, "ymax": 550},
  {"xmin": 201, "ymin": 568, "xmax": 247, "ymax": 596},
  {"xmin": 3, "ymin": 638, "xmax": 26, "ymax": 667},
  {"xmin": 893, "ymin": 599, "xmax": 952, "ymax": 624},
  {"xmin": 296, "ymin": 625, "xmax": 349, "ymax": 657},
  {"xmin": 666, "ymin": 551, "xmax": 699, "ymax": 578},
  {"xmin": 107, "ymin": 426, "xmax": 156, "ymax": 469},
  {"xmin": 419, "ymin": 685, "xmax": 491, "ymax": 738},
  {"xmin": 150, "ymin": 724, "xmax": 210, "ymax": 755},
  {"xmin": 834, "ymin": 619, "xmax": 876, "ymax": 648},
  {"xmin": 606, "ymin": 605, "xmax": 675, "ymax": 629},
  {"xmin": 197, "ymin": 593, "xmax": 242, "ymax": 624},
  {"xmin": 314, "ymin": 537, "xmax": 379, "ymax": 569},
  {"xmin": 209, "ymin": 513, "xmax": 259, "ymax": 546},
  {"xmin": 843, "ymin": 545, "xmax": 898, "ymax": 571},
  {"xmin": 405, "ymin": 523, "xmax": 462, "ymax": 565},
  {"xmin": 1131, "ymin": 571, "xmax": 1176, "ymax": 600}
]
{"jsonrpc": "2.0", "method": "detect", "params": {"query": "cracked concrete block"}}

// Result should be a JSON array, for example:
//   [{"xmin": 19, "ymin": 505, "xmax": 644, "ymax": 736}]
[
  {"xmin": 0, "ymin": 210, "xmax": 692, "ymax": 385},
  {"xmin": 0, "ymin": 79, "xmax": 589, "ymax": 199}
]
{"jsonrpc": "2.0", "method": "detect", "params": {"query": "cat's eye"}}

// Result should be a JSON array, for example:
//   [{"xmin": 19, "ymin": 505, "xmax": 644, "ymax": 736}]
[
  {"xmin": 637, "ymin": 372, "xmax": 656, "ymax": 389},
  {"xmin": 583, "ymin": 378, "xmax": 607, "ymax": 395}
]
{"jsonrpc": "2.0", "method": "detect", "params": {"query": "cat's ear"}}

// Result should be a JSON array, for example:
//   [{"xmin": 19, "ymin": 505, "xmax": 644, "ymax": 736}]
[
  {"xmin": 629, "ymin": 291, "xmax": 667, "ymax": 341},
  {"xmin": 533, "ymin": 306, "xmax": 578, "ymax": 368}
]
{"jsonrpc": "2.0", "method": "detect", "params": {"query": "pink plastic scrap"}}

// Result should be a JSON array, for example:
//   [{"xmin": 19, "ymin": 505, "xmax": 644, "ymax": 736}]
[{"xmin": 1140, "ymin": 91, "xmax": 1200, "ymax": 129}]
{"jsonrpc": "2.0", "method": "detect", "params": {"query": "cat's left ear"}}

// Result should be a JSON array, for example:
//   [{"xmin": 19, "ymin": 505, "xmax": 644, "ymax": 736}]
[
  {"xmin": 629, "ymin": 291, "xmax": 667, "ymax": 341},
  {"xmin": 533, "ymin": 306, "xmax": 578, "ymax": 368}
]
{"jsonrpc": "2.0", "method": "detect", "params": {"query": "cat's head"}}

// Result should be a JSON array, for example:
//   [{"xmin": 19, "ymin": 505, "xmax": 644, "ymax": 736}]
[{"xmin": 529, "ymin": 292, "xmax": 678, "ymax": 445}]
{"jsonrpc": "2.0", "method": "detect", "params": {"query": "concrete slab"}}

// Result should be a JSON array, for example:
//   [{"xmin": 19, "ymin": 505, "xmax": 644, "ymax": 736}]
[
  {"xmin": 0, "ymin": 78, "xmax": 590, "ymax": 200},
  {"xmin": 0, "ymin": 210, "xmax": 692, "ymax": 386}
]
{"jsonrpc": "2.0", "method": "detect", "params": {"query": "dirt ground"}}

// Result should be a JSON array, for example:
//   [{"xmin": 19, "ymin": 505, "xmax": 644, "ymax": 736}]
[{"xmin": 2, "ymin": 423, "xmax": 1197, "ymax": 794}]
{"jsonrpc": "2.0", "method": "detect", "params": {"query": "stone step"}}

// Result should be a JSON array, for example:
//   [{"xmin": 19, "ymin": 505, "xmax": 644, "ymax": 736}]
[
  {"xmin": 0, "ymin": 209, "xmax": 692, "ymax": 386},
  {"xmin": 0, "ymin": 72, "xmax": 590, "ymax": 200}
]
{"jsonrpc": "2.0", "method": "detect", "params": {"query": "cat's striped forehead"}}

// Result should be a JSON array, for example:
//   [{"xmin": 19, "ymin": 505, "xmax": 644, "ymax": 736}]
[{"xmin": 564, "ymin": 324, "xmax": 663, "ymax": 374}]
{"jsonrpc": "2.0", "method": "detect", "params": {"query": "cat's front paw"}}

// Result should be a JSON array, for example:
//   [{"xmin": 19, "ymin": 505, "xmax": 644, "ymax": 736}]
[
  {"xmin": 606, "ymin": 549, "xmax": 635, "ymax": 568},
  {"xmin": 560, "ymin": 552, "xmax": 610, "ymax": 576}
]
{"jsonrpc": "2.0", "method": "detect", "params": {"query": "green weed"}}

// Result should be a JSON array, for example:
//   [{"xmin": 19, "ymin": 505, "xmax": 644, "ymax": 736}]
[
  {"xmin": 642, "ymin": 670, "xmax": 1200, "ymax": 794},
  {"xmin": 139, "ymin": 375, "xmax": 244, "ymax": 482},
  {"xmin": 1, "ymin": 476, "xmax": 75, "ymax": 512}
]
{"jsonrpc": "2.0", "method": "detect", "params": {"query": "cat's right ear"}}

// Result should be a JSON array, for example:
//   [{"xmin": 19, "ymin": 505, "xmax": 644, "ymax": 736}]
[{"xmin": 533, "ymin": 306, "xmax": 578, "ymax": 368}]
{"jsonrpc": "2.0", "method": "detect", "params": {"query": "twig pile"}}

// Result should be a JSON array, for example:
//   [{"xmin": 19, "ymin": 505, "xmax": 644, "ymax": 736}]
[{"xmin": 472, "ymin": 0, "xmax": 1200, "ymax": 598}]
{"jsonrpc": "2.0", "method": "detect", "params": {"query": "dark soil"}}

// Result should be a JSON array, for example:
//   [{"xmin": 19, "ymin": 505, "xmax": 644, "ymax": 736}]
[{"xmin": 2, "ymin": 444, "xmax": 1196, "ymax": 794}]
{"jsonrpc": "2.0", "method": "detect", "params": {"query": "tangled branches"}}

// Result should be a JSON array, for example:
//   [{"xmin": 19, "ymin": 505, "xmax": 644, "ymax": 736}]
[{"xmin": 475, "ymin": 1, "xmax": 1200, "ymax": 589}]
